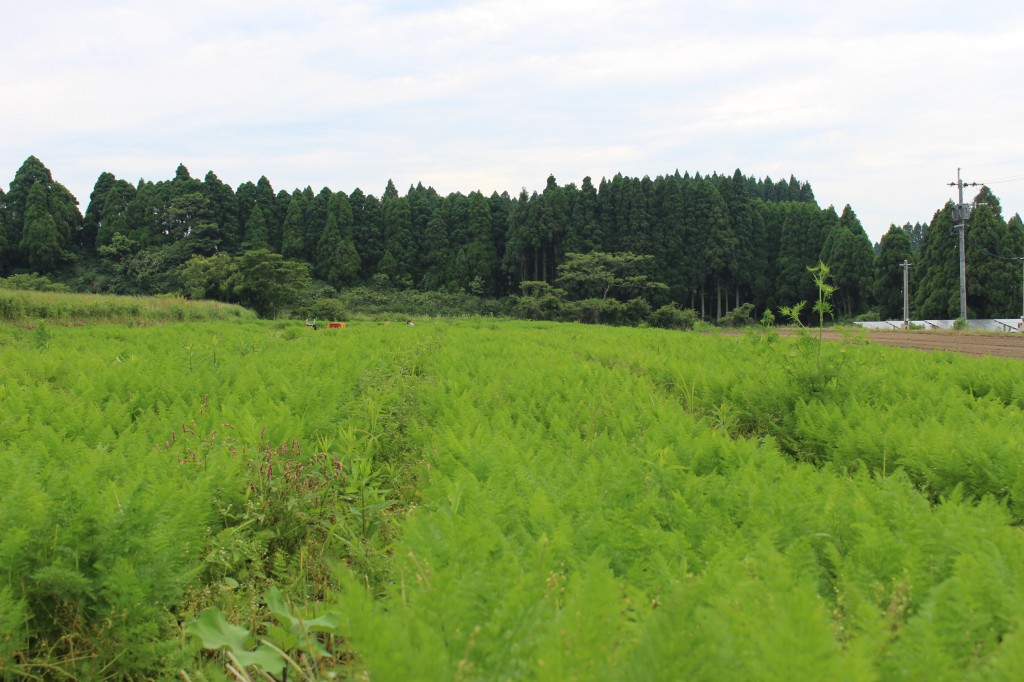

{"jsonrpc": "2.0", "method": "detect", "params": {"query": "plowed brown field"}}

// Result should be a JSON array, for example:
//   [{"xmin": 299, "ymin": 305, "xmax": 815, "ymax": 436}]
[{"xmin": 780, "ymin": 329, "xmax": 1024, "ymax": 359}]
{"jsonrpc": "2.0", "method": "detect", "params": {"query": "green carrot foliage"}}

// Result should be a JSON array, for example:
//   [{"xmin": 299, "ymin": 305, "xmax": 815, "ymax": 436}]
[{"xmin": 3, "ymin": 318, "xmax": 1024, "ymax": 679}]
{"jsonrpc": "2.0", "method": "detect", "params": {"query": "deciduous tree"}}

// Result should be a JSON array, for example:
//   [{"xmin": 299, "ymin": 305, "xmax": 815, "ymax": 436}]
[
  {"xmin": 229, "ymin": 249, "xmax": 311, "ymax": 318},
  {"xmin": 556, "ymin": 251, "xmax": 666, "ymax": 301}
]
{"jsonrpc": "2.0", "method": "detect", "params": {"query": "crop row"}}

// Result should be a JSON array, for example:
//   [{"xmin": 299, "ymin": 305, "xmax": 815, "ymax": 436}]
[{"xmin": 320, "ymin": 323, "xmax": 1024, "ymax": 680}]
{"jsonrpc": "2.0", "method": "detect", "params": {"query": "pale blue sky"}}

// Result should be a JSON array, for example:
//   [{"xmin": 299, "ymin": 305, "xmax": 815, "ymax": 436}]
[{"xmin": 2, "ymin": 0, "xmax": 1022, "ymax": 242}]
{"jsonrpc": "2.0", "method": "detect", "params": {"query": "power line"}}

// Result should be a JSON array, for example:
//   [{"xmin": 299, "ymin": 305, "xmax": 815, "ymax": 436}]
[
  {"xmin": 977, "ymin": 174, "xmax": 1024, "ymax": 185},
  {"xmin": 963, "ymin": 158, "xmax": 1024, "ymax": 170},
  {"xmin": 967, "ymin": 231, "xmax": 1023, "ymax": 262}
]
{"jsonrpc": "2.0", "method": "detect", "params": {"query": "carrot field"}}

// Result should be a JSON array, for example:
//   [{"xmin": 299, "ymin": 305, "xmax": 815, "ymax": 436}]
[{"xmin": 2, "ymin": 318, "xmax": 1024, "ymax": 680}]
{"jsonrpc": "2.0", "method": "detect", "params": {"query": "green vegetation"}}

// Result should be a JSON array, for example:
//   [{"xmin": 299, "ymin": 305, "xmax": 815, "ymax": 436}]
[
  {"xmin": 0, "ymin": 319, "xmax": 414, "ymax": 679},
  {"xmin": 8, "ymin": 155, "xmax": 1021, "ymax": 324},
  {"xmin": 335, "ymin": 286, "xmax": 510, "ymax": 319},
  {"xmin": 2, "ymin": 317, "xmax": 1024, "ymax": 679},
  {"xmin": 180, "ymin": 249, "xmax": 313, "ymax": 318},
  {"xmin": 0, "ymin": 288, "xmax": 255, "ymax": 325}
]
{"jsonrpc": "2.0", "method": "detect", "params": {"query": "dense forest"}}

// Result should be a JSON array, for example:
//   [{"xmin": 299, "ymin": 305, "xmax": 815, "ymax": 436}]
[{"xmin": 1, "ymin": 155, "xmax": 1022, "ymax": 321}]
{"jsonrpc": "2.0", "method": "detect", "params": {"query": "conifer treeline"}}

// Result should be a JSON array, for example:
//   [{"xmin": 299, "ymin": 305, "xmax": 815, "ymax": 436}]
[{"xmin": 1, "ymin": 155, "xmax": 1022, "ymax": 319}]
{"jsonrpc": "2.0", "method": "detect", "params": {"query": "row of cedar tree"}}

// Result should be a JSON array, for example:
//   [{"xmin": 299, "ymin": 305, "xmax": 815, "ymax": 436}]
[{"xmin": 1, "ymin": 155, "xmax": 1022, "ymax": 320}]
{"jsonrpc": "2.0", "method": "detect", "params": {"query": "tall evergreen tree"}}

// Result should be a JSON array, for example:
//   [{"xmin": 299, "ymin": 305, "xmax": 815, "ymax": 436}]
[
  {"xmin": 1009, "ymin": 214, "xmax": 1024, "ymax": 317},
  {"xmin": 315, "ymin": 195, "xmax": 361, "ymax": 288},
  {"xmin": 874, "ymin": 225, "xmax": 915, "ymax": 319},
  {"xmin": 407, "ymin": 183, "xmax": 438, "ymax": 286},
  {"xmin": 272, "ymin": 189, "xmax": 292, "ymax": 249},
  {"xmin": 174, "ymin": 163, "xmax": 192, "ymax": 183},
  {"xmin": 774, "ymin": 177, "xmax": 791, "ymax": 202},
  {"xmin": 5, "ymin": 156, "xmax": 81, "ymax": 268},
  {"xmin": 241, "ymin": 203, "xmax": 270, "ymax": 251},
  {"xmin": 314, "ymin": 209, "xmax": 344, "ymax": 285},
  {"xmin": 820, "ymin": 205, "xmax": 875, "ymax": 317},
  {"xmin": 304, "ymin": 187, "xmax": 331, "ymax": 259},
  {"xmin": 336, "ymin": 197, "xmax": 361, "ymax": 287},
  {"xmin": 202, "ymin": 171, "xmax": 240, "ymax": 252},
  {"xmin": 453, "ymin": 191, "xmax": 500, "ymax": 293},
  {"xmin": 6, "ymin": 156, "xmax": 55, "ymax": 234},
  {"xmin": 380, "ymin": 192, "xmax": 414, "ymax": 287},
  {"xmin": 375, "ymin": 250, "xmax": 400, "ymax": 286},
  {"xmin": 125, "ymin": 181, "xmax": 163, "ymax": 247},
  {"xmin": 914, "ymin": 203, "xmax": 959, "ymax": 318},
  {"xmin": 597, "ymin": 176, "xmax": 620, "ymax": 252},
  {"xmin": 0, "ymin": 188, "xmax": 9, "ymax": 271},
  {"xmin": 650, "ymin": 174, "xmax": 692, "ymax": 301},
  {"xmin": 538, "ymin": 175, "xmax": 570, "ymax": 281},
  {"xmin": 753, "ymin": 200, "xmax": 785, "ymax": 311},
  {"xmin": 797, "ymin": 177, "xmax": 816, "ymax": 203},
  {"xmin": 280, "ymin": 193, "xmax": 308, "ymax": 260},
  {"xmin": 19, "ymin": 182, "xmax": 63, "ymax": 272},
  {"xmin": 723, "ymin": 169, "xmax": 756, "ymax": 308},
  {"xmin": 234, "ymin": 180, "xmax": 258, "ymax": 233},
  {"xmin": 839, "ymin": 206, "xmax": 875, "ymax": 308},
  {"xmin": 619, "ymin": 176, "xmax": 653, "ymax": 258},
  {"xmin": 487, "ymin": 191, "xmax": 511, "ymax": 295},
  {"xmin": 422, "ymin": 195, "xmax": 455, "ymax": 290},
  {"xmin": 160, "ymin": 191, "xmax": 216, "ymax": 247},
  {"xmin": 776, "ymin": 202, "xmax": 830, "ymax": 311},
  {"xmin": 694, "ymin": 180, "xmax": 735, "ymax": 319},
  {"xmin": 80, "ymin": 172, "xmax": 116, "ymax": 250},
  {"xmin": 252, "ymin": 176, "xmax": 279, "ymax": 247},
  {"xmin": 95, "ymin": 179, "xmax": 137, "ymax": 247},
  {"xmin": 907, "ymin": 222, "xmax": 929, "ymax": 255},
  {"xmin": 504, "ymin": 188, "xmax": 547, "ymax": 283},
  {"xmin": 350, "ymin": 189, "xmax": 382, "ymax": 279},
  {"xmin": 965, "ymin": 187, "xmax": 1017, "ymax": 317},
  {"xmin": 565, "ymin": 176, "xmax": 602, "ymax": 254}
]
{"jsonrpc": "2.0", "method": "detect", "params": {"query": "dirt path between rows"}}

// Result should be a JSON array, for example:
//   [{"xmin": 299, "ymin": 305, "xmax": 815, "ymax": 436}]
[{"xmin": 777, "ymin": 329, "xmax": 1024, "ymax": 359}]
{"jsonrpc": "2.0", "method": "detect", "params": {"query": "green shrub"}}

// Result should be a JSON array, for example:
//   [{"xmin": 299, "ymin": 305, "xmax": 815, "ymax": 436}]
[
  {"xmin": 0, "ymin": 273, "xmax": 70, "ymax": 292},
  {"xmin": 513, "ymin": 293, "xmax": 566, "ymax": 321},
  {"xmin": 572, "ymin": 298, "xmax": 623, "ymax": 325},
  {"xmin": 337, "ymin": 286, "xmax": 510, "ymax": 318},
  {"xmin": 648, "ymin": 303, "xmax": 699, "ymax": 330},
  {"xmin": 719, "ymin": 302, "xmax": 756, "ymax": 327},
  {"xmin": 295, "ymin": 296, "xmax": 350, "ymax": 322},
  {"xmin": 854, "ymin": 309, "xmax": 881, "ymax": 322},
  {"xmin": 622, "ymin": 297, "xmax": 652, "ymax": 325}
]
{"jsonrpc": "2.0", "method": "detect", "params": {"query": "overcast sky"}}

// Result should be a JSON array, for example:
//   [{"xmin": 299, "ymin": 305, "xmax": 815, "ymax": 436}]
[{"xmin": 2, "ymin": 0, "xmax": 1022, "ymax": 243}]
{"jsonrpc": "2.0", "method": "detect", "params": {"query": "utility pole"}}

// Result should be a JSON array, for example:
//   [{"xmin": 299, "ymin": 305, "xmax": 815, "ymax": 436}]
[
  {"xmin": 948, "ymin": 168, "xmax": 979, "ymax": 321},
  {"xmin": 1019, "ymin": 257, "xmax": 1024, "ymax": 321},
  {"xmin": 900, "ymin": 259, "xmax": 913, "ymax": 326}
]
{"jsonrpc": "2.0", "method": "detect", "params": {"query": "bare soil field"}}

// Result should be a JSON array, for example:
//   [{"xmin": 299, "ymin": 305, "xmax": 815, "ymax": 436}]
[{"xmin": 779, "ymin": 329, "xmax": 1024, "ymax": 359}]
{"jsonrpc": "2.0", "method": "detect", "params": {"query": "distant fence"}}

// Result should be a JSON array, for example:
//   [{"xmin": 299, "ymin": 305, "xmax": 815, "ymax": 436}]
[{"xmin": 854, "ymin": 319, "xmax": 1024, "ymax": 332}]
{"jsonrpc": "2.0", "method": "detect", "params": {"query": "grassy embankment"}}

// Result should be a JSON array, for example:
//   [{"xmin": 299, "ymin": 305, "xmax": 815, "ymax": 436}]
[{"xmin": 0, "ymin": 288, "xmax": 256, "ymax": 326}]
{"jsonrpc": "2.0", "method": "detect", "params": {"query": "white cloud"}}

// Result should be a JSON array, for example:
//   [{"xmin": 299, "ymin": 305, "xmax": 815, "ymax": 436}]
[{"xmin": 3, "ymin": 0, "xmax": 1024, "ymax": 240}]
